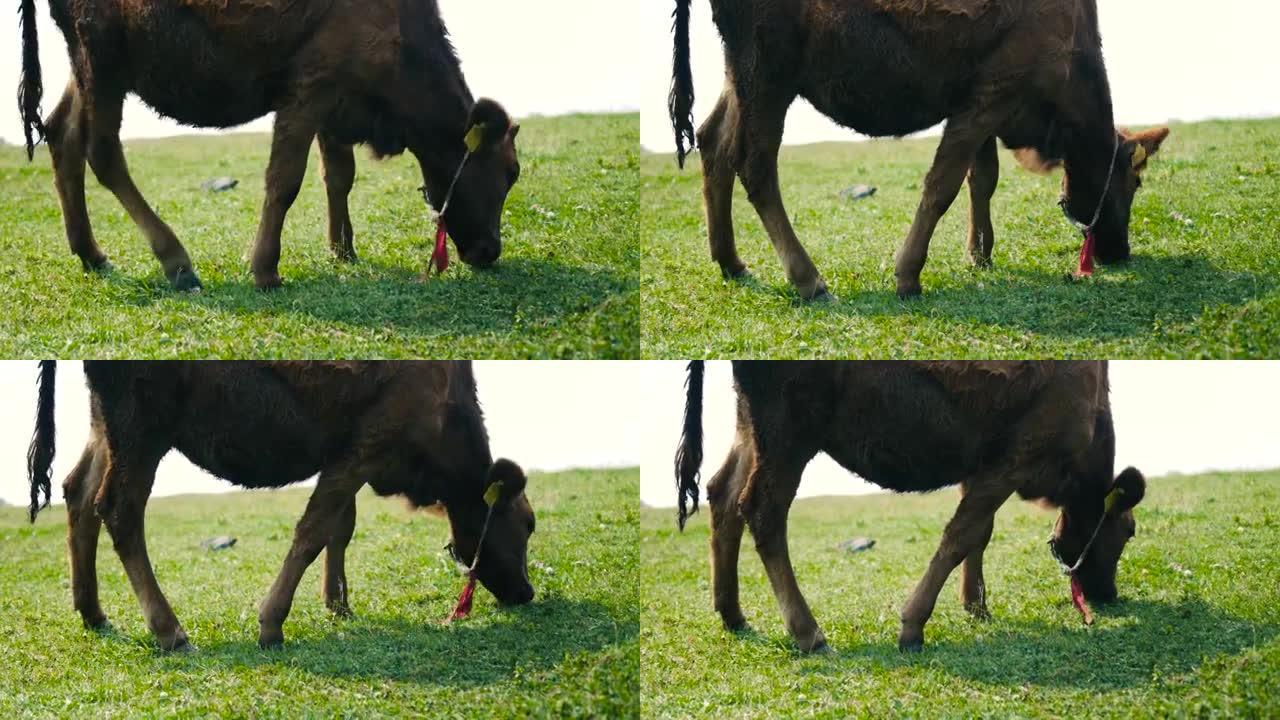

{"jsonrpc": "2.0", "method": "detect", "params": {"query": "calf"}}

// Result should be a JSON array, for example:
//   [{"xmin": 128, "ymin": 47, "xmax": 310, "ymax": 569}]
[
  {"xmin": 675, "ymin": 361, "xmax": 1145, "ymax": 651},
  {"xmin": 28, "ymin": 360, "xmax": 535, "ymax": 650},
  {"xmin": 670, "ymin": 0, "xmax": 1168, "ymax": 299},
  {"xmin": 18, "ymin": 0, "xmax": 520, "ymax": 289}
]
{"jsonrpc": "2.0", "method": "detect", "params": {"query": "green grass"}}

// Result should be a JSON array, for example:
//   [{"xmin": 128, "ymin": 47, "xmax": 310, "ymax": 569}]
[
  {"xmin": 641, "ymin": 117, "xmax": 1280, "ymax": 358},
  {"xmin": 641, "ymin": 470, "xmax": 1280, "ymax": 718},
  {"xmin": 0, "ymin": 113, "xmax": 638, "ymax": 359},
  {"xmin": 0, "ymin": 467, "xmax": 639, "ymax": 718}
]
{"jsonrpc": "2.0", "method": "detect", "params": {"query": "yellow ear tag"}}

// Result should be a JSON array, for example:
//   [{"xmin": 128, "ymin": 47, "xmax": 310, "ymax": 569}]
[
  {"xmin": 483, "ymin": 480, "xmax": 504, "ymax": 508},
  {"xmin": 463, "ymin": 123, "xmax": 486, "ymax": 154},
  {"xmin": 1104, "ymin": 487, "xmax": 1123, "ymax": 514},
  {"xmin": 1131, "ymin": 144, "xmax": 1147, "ymax": 169}
]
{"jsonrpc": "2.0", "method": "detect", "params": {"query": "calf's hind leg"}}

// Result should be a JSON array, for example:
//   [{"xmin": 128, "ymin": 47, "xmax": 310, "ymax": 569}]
[
  {"xmin": 99, "ymin": 453, "xmax": 191, "ymax": 650},
  {"xmin": 707, "ymin": 443, "xmax": 749, "ymax": 630},
  {"xmin": 46, "ymin": 81, "xmax": 110, "ymax": 273},
  {"xmin": 321, "ymin": 497, "xmax": 356, "ymax": 617},
  {"xmin": 740, "ymin": 454, "xmax": 825, "ymax": 652},
  {"xmin": 737, "ymin": 97, "xmax": 828, "ymax": 300},
  {"xmin": 697, "ymin": 82, "xmax": 747, "ymax": 279},
  {"xmin": 64, "ymin": 435, "xmax": 109, "ymax": 629},
  {"xmin": 84, "ymin": 93, "xmax": 200, "ymax": 291}
]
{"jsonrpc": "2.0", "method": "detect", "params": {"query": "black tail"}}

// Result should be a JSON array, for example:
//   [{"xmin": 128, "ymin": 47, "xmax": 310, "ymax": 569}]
[
  {"xmin": 28, "ymin": 360, "xmax": 56, "ymax": 522},
  {"xmin": 674, "ymin": 360, "xmax": 704, "ymax": 530},
  {"xmin": 668, "ymin": 0, "xmax": 695, "ymax": 168},
  {"xmin": 18, "ymin": 0, "xmax": 45, "ymax": 160}
]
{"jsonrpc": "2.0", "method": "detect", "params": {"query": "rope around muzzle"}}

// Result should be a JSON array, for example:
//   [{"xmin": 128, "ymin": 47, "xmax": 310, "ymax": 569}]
[
  {"xmin": 418, "ymin": 123, "xmax": 487, "ymax": 276},
  {"xmin": 419, "ymin": 152, "xmax": 469, "ymax": 276},
  {"xmin": 445, "ymin": 479, "xmax": 504, "ymax": 623},
  {"xmin": 1046, "ymin": 484, "xmax": 1125, "ymax": 626},
  {"xmin": 1058, "ymin": 134, "xmax": 1121, "ymax": 278}
]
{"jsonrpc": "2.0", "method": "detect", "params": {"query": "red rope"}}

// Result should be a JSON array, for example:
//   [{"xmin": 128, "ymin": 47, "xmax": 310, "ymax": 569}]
[
  {"xmin": 448, "ymin": 571, "xmax": 477, "ymax": 622},
  {"xmin": 1070, "ymin": 575, "xmax": 1094, "ymax": 625},
  {"xmin": 1075, "ymin": 229, "xmax": 1096, "ymax": 278},
  {"xmin": 430, "ymin": 219, "xmax": 450, "ymax": 274}
]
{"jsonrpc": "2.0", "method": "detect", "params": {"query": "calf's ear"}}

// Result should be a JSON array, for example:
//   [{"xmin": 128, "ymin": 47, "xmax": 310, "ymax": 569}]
[
  {"xmin": 484, "ymin": 458, "xmax": 528, "ymax": 508},
  {"xmin": 1106, "ymin": 467, "xmax": 1146, "ymax": 514},
  {"xmin": 466, "ymin": 98, "xmax": 514, "ymax": 150},
  {"xmin": 1125, "ymin": 127, "xmax": 1170, "ymax": 173}
]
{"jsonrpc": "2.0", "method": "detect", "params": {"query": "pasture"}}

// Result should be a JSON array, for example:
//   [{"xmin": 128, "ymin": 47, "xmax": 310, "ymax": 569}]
[
  {"xmin": 640, "ymin": 470, "xmax": 1280, "ymax": 718},
  {"xmin": 641, "ymin": 118, "xmax": 1280, "ymax": 358},
  {"xmin": 0, "ymin": 113, "xmax": 637, "ymax": 359},
  {"xmin": 0, "ymin": 467, "xmax": 639, "ymax": 718}
]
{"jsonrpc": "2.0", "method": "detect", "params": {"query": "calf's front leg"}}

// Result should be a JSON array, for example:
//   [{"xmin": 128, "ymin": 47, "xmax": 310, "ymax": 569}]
[
  {"xmin": 899, "ymin": 485, "xmax": 1010, "ymax": 651},
  {"xmin": 250, "ymin": 110, "xmax": 318, "ymax": 289},
  {"xmin": 258, "ymin": 458, "xmax": 364, "ymax": 648},
  {"xmin": 895, "ymin": 114, "xmax": 994, "ymax": 298},
  {"xmin": 966, "ymin": 136, "xmax": 999, "ymax": 268},
  {"xmin": 322, "ymin": 497, "xmax": 356, "ymax": 617}
]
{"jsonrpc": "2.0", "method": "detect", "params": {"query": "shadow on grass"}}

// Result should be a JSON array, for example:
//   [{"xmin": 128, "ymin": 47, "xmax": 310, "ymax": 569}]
[
  {"xmin": 171, "ymin": 597, "xmax": 636, "ymax": 688},
  {"xmin": 112, "ymin": 256, "xmax": 633, "ymax": 339},
  {"xmin": 795, "ymin": 597, "xmax": 1275, "ymax": 690},
  {"xmin": 789, "ymin": 253, "xmax": 1272, "ymax": 341}
]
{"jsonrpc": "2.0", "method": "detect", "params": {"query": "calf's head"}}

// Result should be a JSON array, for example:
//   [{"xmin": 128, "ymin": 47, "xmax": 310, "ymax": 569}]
[
  {"xmin": 441, "ymin": 99, "xmax": 521, "ymax": 269},
  {"xmin": 1051, "ymin": 466, "xmax": 1147, "ymax": 603},
  {"xmin": 446, "ymin": 458, "xmax": 536, "ymax": 605},
  {"xmin": 1066, "ymin": 127, "xmax": 1170, "ymax": 264}
]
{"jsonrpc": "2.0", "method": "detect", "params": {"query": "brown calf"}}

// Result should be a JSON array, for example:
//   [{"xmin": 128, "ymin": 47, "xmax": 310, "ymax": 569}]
[
  {"xmin": 675, "ymin": 361, "xmax": 1146, "ymax": 651},
  {"xmin": 670, "ymin": 0, "xmax": 1168, "ymax": 299},
  {"xmin": 18, "ymin": 0, "xmax": 520, "ymax": 290},
  {"xmin": 28, "ymin": 361, "xmax": 535, "ymax": 650}
]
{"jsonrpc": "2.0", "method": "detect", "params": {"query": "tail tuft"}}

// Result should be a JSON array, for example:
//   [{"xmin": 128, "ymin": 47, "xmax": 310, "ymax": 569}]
[
  {"xmin": 17, "ymin": 0, "xmax": 45, "ymax": 161},
  {"xmin": 668, "ymin": 0, "xmax": 695, "ymax": 168},
  {"xmin": 27, "ymin": 360, "xmax": 56, "ymax": 522},
  {"xmin": 674, "ymin": 360, "xmax": 704, "ymax": 530}
]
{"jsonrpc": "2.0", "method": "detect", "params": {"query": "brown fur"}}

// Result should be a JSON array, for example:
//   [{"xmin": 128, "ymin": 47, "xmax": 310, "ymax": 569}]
[
  {"xmin": 19, "ymin": 0, "xmax": 520, "ymax": 290},
  {"xmin": 28, "ymin": 361, "xmax": 535, "ymax": 650},
  {"xmin": 676, "ymin": 360, "xmax": 1146, "ymax": 652},
  {"xmin": 669, "ymin": 0, "xmax": 1169, "ymax": 299}
]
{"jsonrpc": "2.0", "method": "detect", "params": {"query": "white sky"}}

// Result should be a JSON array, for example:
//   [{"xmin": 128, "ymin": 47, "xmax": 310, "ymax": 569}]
[
  {"xmin": 0, "ymin": 0, "xmax": 639, "ymax": 144},
  {"xmin": 639, "ymin": 0, "xmax": 1280, "ymax": 151},
  {"xmin": 639, "ymin": 361, "xmax": 1280, "ymax": 507},
  {"xmin": 0, "ymin": 361, "xmax": 641, "ymax": 508}
]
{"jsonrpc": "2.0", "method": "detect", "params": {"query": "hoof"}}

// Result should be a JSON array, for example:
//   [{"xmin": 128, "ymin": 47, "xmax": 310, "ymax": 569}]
[
  {"xmin": 808, "ymin": 287, "xmax": 836, "ymax": 304},
  {"xmin": 965, "ymin": 603, "xmax": 992, "ymax": 621},
  {"xmin": 159, "ymin": 630, "xmax": 192, "ymax": 652},
  {"xmin": 167, "ymin": 638, "xmax": 197, "ymax": 654},
  {"xmin": 969, "ymin": 255, "xmax": 993, "ymax": 269},
  {"xmin": 721, "ymin": 614, "xmax": 748, "ymax": 632},
  {"xmin": 808, "ymin": 639, "xmax": 833, "ymax": 655},
  {"xmin": 170, "ymin": 269, "xmax": 203, "ymax": 293},
  {"xmin": 81, "ymin": 610, "xmax": 110, "ymax": 630},
  {"xmin": 84, "ymin": 618, "xmax": 113, "ymax": 634},
  {"xmin": 898, "ymin": 629, "xmax": 925, "ymax": 653},
  {"xmin": 82, "ymin": 257, "xmax": 114, "ymax": 274},
  {"xmin": 327, "ymin": 603, "xmax": 354, "ymax": 619},
  {"xmin": 258, "ymin": 632, "xmax": 284, "ymax": 650},
  {"xmin": 797, "ymin": 629, "xmax": 828, "ymax": 653},
  {"xmin": 333, "ymin": 248, "xmax": 358, "ymax": 263},
  {"xmin": 254, "ymin": 273, "xmax": 284, "ymax": 291},
  {"xmin": 896, "ymin": 282, "xmax": 923, "ymax": 300},
  {"xmin": 720, "ymin": 263, "xmax": 750, "ymax": 280}
]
